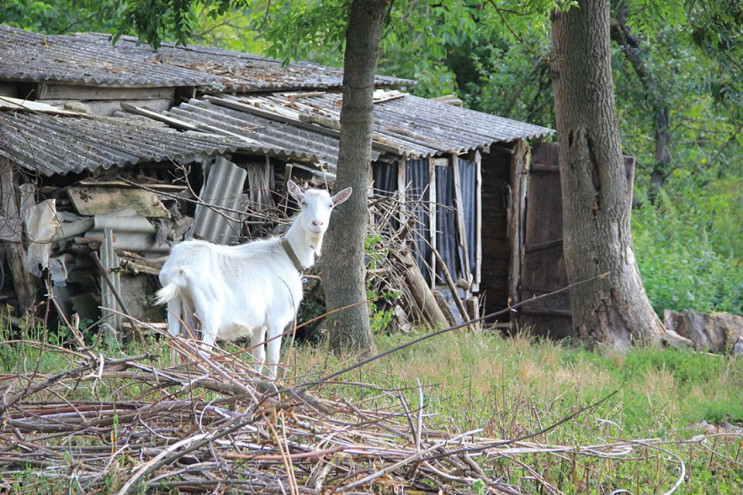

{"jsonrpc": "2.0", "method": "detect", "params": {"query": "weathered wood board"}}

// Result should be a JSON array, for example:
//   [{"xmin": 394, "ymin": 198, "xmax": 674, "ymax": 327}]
[
  {"xmin": 518, "ymin": 142, "xmax": 636, "ymax": 339},
  {"xmin": 68, "ymin": 186, "xmax": 168, "ymax": 218}
]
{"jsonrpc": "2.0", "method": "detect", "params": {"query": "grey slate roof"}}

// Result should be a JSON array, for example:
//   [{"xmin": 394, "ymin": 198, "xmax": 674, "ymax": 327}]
[
  {"xmin": 0, "ymin": 25, "xmax": 413, "ymax": 92},
  {"xmin": 0, "ymin": 111, "xmax": 307, "ymax": 176},
  {"xmin": 164, "ymin": 98, "xmax": 346, "ymax": 170},
  {"xmin": 163, "ymin": 92, "xmax": 554, "ymax": 171}
]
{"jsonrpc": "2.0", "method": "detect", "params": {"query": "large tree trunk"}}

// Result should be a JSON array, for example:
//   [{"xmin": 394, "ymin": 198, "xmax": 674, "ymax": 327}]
[
  {"xmin": 551, "ymin": 0, "xmax": 665, "ymax": 349},
  {"xmin": 323, "ymin": 0, "xmax": 388, "ymax": 354}
]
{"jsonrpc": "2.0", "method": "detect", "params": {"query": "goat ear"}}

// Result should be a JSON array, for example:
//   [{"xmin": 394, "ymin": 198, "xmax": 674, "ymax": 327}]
[
  {"xmin": 287, "ymin": 180, "xmax": 304, "ymax": 202},
  {"xmin": 331, "ymin": 186, "xmax": 353, "ymax": 206}
]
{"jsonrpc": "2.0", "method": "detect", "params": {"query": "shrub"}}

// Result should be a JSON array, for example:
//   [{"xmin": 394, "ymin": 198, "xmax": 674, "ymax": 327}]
[{"xmin": 632, "ymin": 178, "xmax": 743, "ymax": 315}]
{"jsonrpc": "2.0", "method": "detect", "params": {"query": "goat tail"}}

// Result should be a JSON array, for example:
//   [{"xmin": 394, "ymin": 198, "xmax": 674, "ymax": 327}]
[
  {"xmin": 155, "ymin": 269, "xmax": 187, "ymax": 306},
  {"xmin": 154, "ymin": 282, "xmax": 181, "ymax": 306}
]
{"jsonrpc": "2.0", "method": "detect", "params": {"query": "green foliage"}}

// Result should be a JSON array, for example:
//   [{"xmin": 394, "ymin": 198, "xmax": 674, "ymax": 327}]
[
  {"xmin": 257, "ymin": 0, "xmax": 349, "ymax": 66},
  {"xmin": 0, "ymin": 0, "xmax": 126, "ymax": 34},
  {"xmin": 188, "ymin": 5, "xmax": 269, "ymax": 53},
  {"xmin": 633, "ymin": 178, "xmax": 743, "ymax": 315},
  {"xmin": 114, "ymin": 0, "xmax": 255, "ymax": 48},
  {"xmin": 686, "ymin": 0, "xmax": 743, "ymax": 105}
]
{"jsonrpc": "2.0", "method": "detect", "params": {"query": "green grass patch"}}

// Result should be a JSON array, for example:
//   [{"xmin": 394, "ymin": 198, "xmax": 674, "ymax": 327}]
[{"xmin": 290, "ymin": 331, "xmax": 743, "ymax": 492}]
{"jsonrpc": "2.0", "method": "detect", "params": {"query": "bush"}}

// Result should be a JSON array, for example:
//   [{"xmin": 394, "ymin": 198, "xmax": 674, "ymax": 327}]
[{"xmin": 632, "ymin": 177, "xmax": 743, "ymax": 316}]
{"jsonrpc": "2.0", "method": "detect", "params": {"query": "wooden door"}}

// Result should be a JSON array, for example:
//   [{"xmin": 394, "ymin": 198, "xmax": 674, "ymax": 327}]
[{"xmin": 518, "ymin": 142, "xmax": 634, "ymax": 339}]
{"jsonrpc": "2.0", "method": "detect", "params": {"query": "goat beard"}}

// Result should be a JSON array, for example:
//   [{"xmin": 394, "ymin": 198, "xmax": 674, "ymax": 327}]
[{"xmin": 311, "ymin": 233, "xmax": 324, "ymax": 257}]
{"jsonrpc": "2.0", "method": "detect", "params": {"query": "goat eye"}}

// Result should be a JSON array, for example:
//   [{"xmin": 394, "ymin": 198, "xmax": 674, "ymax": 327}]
[{"xmin": 301, "ymin": 201, "xmax": 308, "ymax": 207}]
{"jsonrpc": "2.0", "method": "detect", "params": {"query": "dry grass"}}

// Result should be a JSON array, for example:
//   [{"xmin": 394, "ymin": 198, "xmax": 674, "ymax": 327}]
[{"xmin": 0, "ymin": 323, "xmax": 741, "ymax": 494}]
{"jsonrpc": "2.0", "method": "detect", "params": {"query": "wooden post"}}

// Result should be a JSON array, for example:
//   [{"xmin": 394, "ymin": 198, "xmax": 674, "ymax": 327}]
[
  {"xmin": 0, "ymin": 159, "xmax": 37, "ymax": 314},
  {"xmin": 392, "ymin": 248, "xmax": 450, "ymax": 329},
  {"xmin": 428, "ymin": 157, "xmax": 437, "ymax": 288},
  {"xmin": 474, "ymin": 151, "xmax": 482, "ymax": 292},
  {"xmin": 507, "ymin": 140, "xmax": 530, "ymax": 311}
]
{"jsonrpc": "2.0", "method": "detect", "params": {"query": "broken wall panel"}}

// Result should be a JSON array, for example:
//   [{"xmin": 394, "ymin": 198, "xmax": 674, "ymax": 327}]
[
  {"xmin": 405, "ymin": 158, "xmax": 432, "ymax": 283},
  {"xmin": 435, "ymin": 162, "xmax": 457, "ymax": 285},
  {"xmin": 458, "ymin": 157, "xmax": 478, "ymax": 279},
  {"xmin": 23, "ymin": 199, "xmax": 59, "ymax": 277}
]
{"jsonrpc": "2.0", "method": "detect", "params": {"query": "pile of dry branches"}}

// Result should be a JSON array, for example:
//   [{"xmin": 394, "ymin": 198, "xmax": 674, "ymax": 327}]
[{"xmin": 0, "ymin": 331, "xmax": 689, "ymax": 495}]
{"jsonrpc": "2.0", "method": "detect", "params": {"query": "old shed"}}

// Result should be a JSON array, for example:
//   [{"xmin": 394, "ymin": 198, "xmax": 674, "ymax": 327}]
[{"xmin": 0, "ymin": 24, "xmax": 556, "ymax": 335}]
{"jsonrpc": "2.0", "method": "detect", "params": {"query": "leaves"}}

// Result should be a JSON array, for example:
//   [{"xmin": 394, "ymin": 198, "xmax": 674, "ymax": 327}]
[{"xmin": 632, "ymin": 181, "xmax": 743, "ymax": 315}]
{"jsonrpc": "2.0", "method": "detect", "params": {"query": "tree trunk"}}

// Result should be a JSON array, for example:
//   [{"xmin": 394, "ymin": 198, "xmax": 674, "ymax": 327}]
[
  {"xmin": 610, "ymin": 6, "xmax": 672, "ymax": 199},
  {"xmin": 323, "ymin": 0, "xmax": 388, "ymax": 354},
  {"xmin": 551, "ymin": 0, "xmax": 665, "ymax": 349}
]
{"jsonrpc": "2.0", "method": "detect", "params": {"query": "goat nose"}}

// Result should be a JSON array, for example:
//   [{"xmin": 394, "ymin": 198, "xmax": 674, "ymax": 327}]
[{"xmin": 313, "ymin": 220, "xmax": 324, "ymax": 227}]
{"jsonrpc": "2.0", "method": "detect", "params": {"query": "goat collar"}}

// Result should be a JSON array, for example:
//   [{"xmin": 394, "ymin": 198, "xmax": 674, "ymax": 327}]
[{"xmin": 281, "ymin": 237, "xmax": 306, "ymax": 272}]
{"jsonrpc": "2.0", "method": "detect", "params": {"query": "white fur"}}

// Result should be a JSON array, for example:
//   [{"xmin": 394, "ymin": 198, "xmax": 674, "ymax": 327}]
[{"xmin": 155, "ymin": 180, "xmax": 352, "ymax": 379}]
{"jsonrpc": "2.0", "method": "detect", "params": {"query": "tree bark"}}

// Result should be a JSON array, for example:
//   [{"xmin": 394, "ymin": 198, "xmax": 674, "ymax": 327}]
[
  {"xmin": 610, "ymin": 6, "xmax": 672, "ymax": 199},
  {"xmin": 323, "ymin": 0, "xmax": 388, "ymax": 354},
  {"xmin": 551, "ymin": 0, "xmax": 665, "ymax": 349}
]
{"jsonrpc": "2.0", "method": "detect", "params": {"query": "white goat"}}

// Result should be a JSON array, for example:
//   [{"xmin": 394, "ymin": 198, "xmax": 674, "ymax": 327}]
[{"xmin": 155, "ymin": 180, "xmax": 352, "ymax": 378}]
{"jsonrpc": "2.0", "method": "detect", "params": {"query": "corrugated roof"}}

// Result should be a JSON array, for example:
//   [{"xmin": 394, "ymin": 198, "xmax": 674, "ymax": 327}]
[
  {"xmin": 163, "ymin": 92, "xmax": 554, "ymax": 168},
  {"xmin": 0, "ymin": 111, "xmax": 300, "ymax": 176},
  {"xmin": 85, "ymin": 33, "xmax": 415, "ymax": 92},
  {"xmin": 164, "ymin": 98, "xmax": 346, "ymax": 170},
  {"xmin": 0, "ymin": 25, "xmax": 413, "ymax": 92},
  {"xmin": 0, "ymin": 25, "xmax": 221, "ymax": 89}
]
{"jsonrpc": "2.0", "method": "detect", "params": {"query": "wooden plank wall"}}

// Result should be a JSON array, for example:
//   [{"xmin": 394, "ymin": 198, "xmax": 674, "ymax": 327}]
[
  {"xmin": 518, "ymin": 142, "xmax": 572, "ymax": 339},
  {"xmin": 479, "ymin": 147, "xmax": 514, "ymax": 321},
  {"xmin": 518, "ymin": 142, "xmax": 636, "ymax": 339}
]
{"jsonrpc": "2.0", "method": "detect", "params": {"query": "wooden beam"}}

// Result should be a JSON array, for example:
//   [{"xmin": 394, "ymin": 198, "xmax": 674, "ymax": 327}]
[
  {"xmin": 0, "ymin": 95, "xmax": 78, "ymax": 115},
  {"xmin": 428, "ymin": 157, "xmax": 437, "ymax": 288},
  {"xmin": 474, "ymin": 150, "xmax": 482, "ymax": 292},
  {"xmin": 507, "ymin": 140, "xmax": 530, "ymax": 310},
  {"xmin": 38, "ymin": 84, "xmax": 176, "ymax": 101}
]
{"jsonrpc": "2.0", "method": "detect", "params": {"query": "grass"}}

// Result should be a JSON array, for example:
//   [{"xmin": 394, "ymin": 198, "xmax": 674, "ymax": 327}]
[
  {"xmin": 286, "ymin": 330, "xmax": 743, "ymax": 492},
  {"xmin": 1, "ymin": 321, "xmax": 742, "ymax": 493}
]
